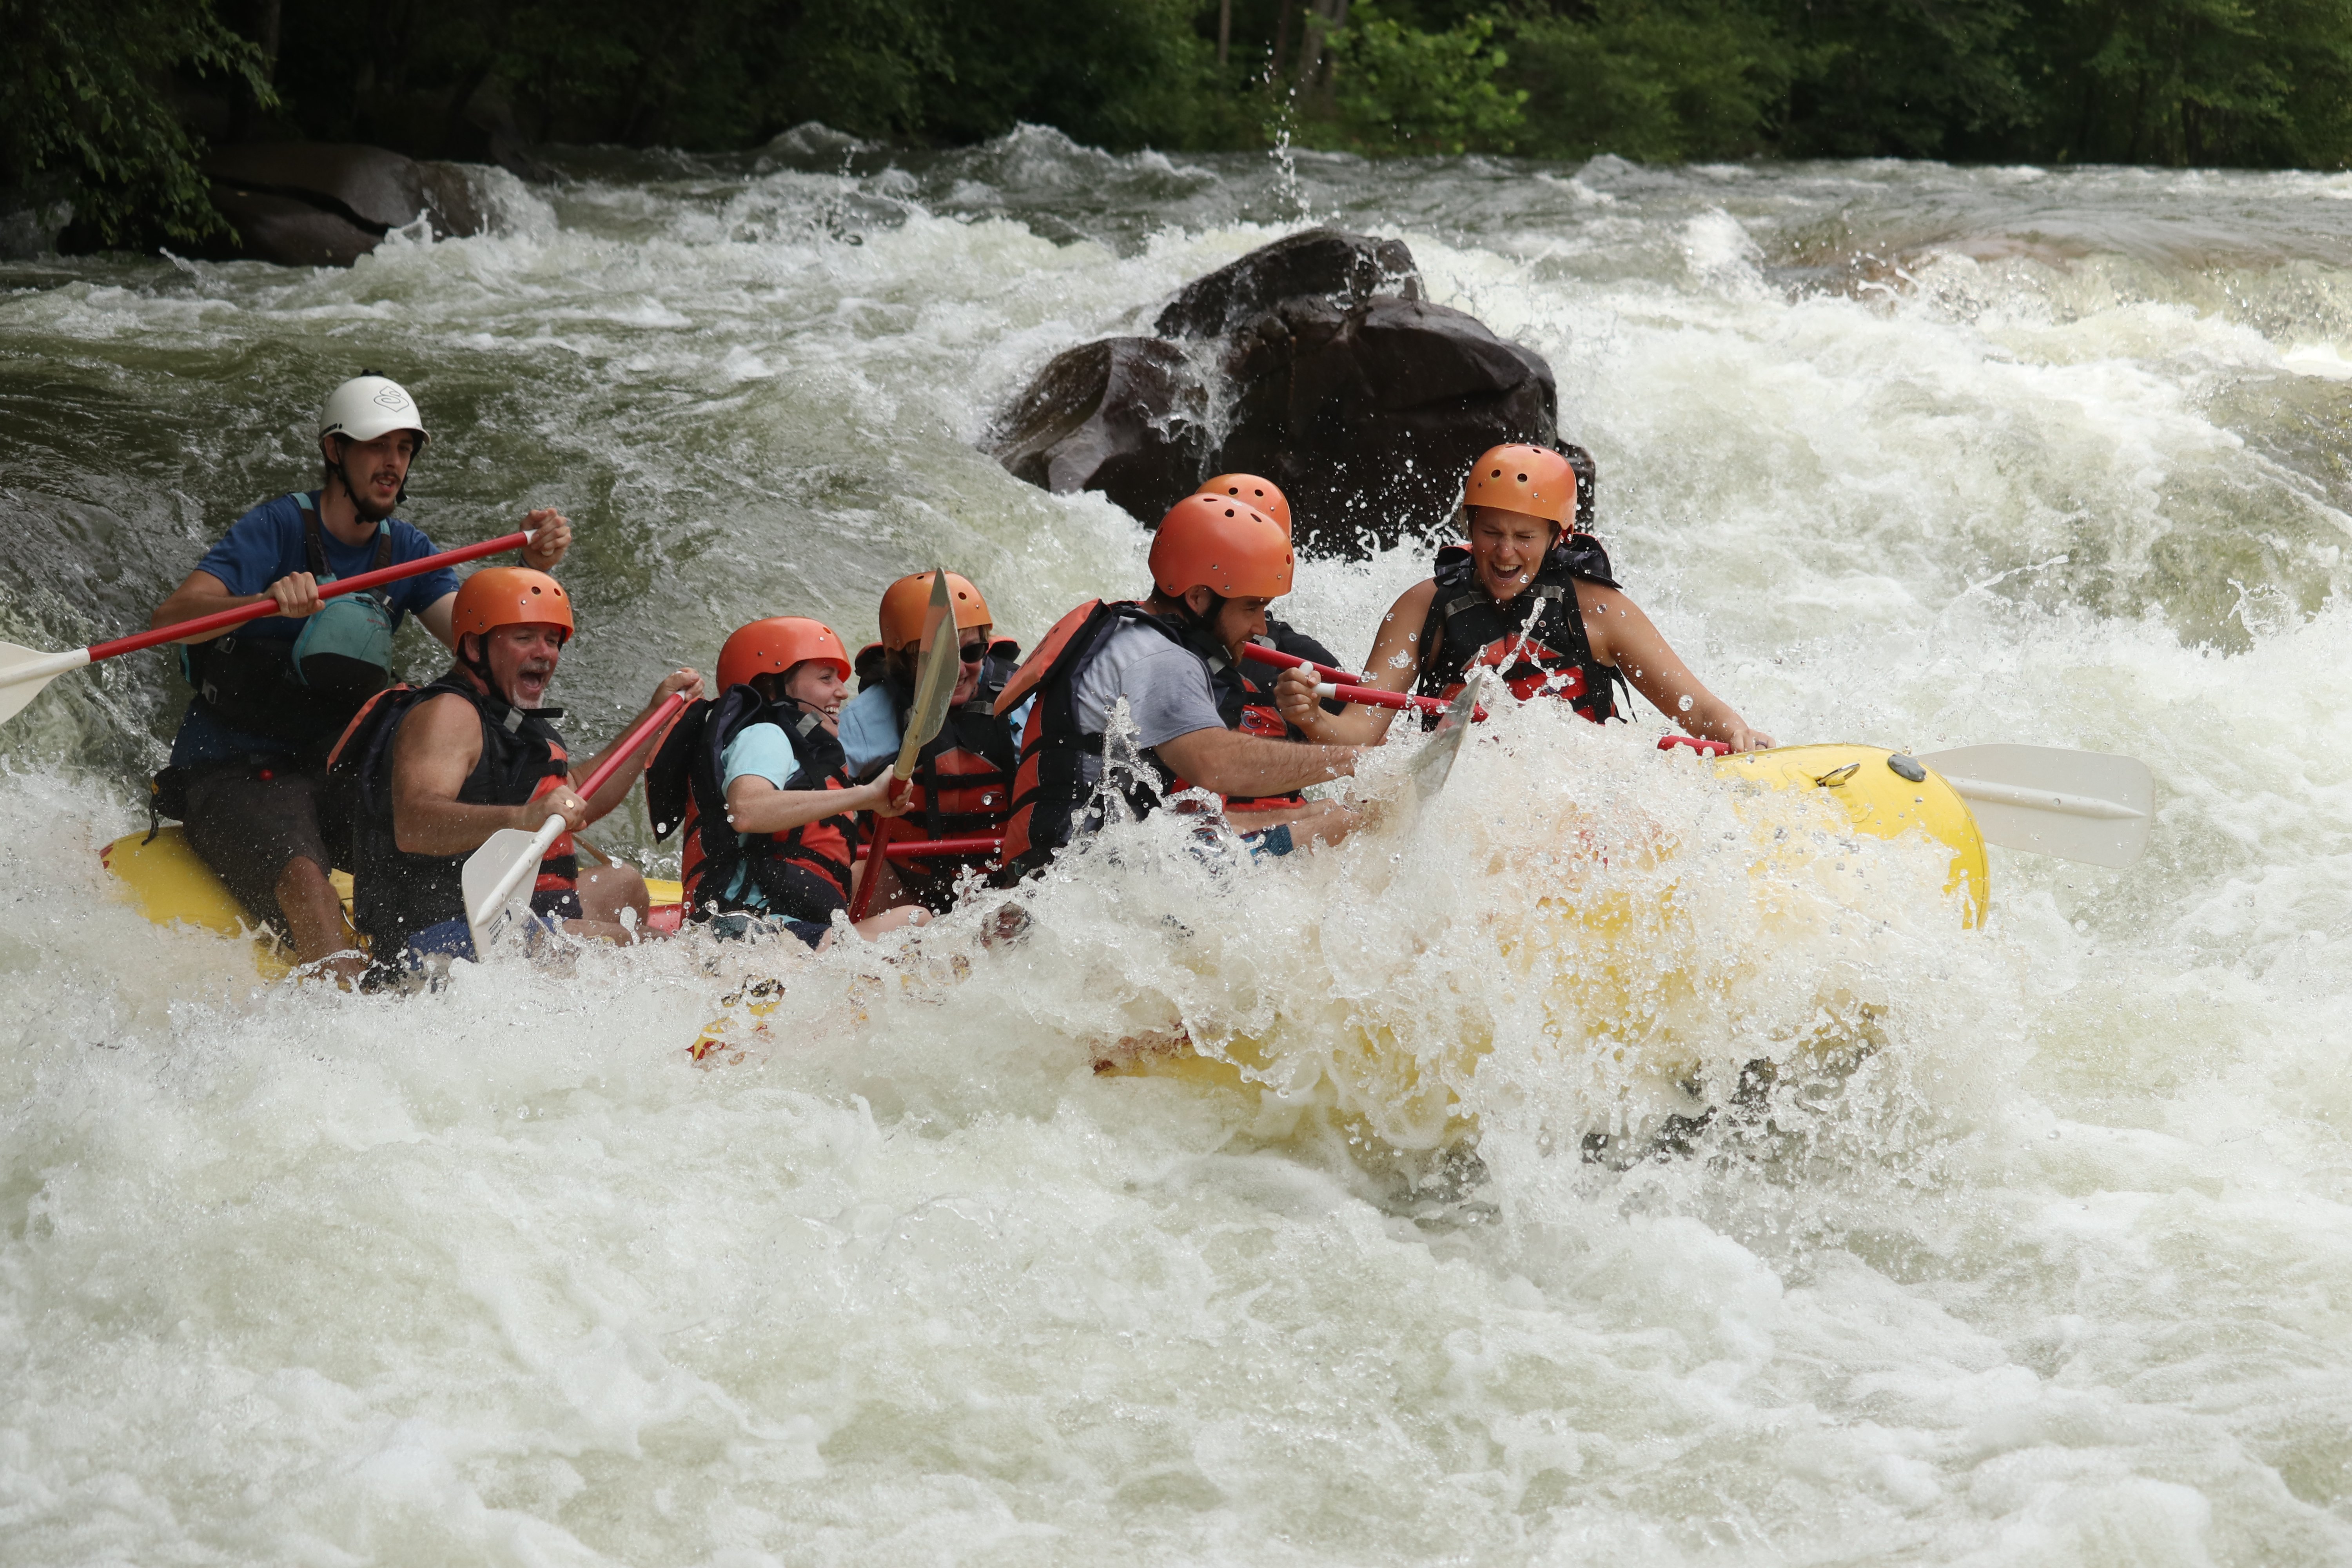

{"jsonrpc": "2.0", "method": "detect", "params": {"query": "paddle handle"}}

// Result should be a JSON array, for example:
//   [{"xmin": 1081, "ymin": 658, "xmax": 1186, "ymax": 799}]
[
  {"xmin": 1312, "ymin": 680, "xmax": 1487, "ymax": 722},
  {"xmin": 1241, "ymin": 643, "xmax": 1365, "ymax": 685},
  {"xmin": 574, "ymin": 689, "xmax": 694, "ymax": 801},
  {"xmin": 88, "ymin": 528, "xmax": 536, "ymax": 664},
  {"xmin": 885, "ymin": 834, "xmax": 1000, "ymax": 862},
  {"xmin": 467, "ymin": 689, "xmax": 694, "ymax": 934}
]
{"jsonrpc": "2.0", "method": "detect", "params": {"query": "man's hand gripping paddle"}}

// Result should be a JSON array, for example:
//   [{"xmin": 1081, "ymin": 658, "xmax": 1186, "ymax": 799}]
[
  {"xmin": 463, "ymin": 689, "xmax": 695, "ymax": 953},
  {"xmin": 848, "ymin": 570, "xmax": 960, "ymax": 920},
  {"xmin": 0, "ymin": 530, "xmax": 540, "ymax": 729},
  {"xmin": 1916, "ymin": 744, "xmax": 2154, "ymax": 868}
]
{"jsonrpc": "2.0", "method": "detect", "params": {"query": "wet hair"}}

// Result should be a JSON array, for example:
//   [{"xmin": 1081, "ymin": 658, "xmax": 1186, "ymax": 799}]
[{"xmin": 1561, "ymin": 443, "xmax": 1597, "ymax": 530}]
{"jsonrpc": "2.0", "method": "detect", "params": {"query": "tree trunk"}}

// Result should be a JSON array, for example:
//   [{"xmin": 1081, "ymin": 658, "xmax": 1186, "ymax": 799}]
[
  {"xmin": 1296, "ymin": 0, "xmax": 1349, "ymax": 100},
  {"xmin": 1218, "ymin": 0, "xmax": 1231, "ymax": 68}
]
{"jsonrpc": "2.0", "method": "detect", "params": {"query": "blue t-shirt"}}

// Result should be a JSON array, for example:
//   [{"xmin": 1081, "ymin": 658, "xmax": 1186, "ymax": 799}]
[
  {"xmin": 169, "ymin": 493, "xmax": 458, "ymax": 766},
  {"xmin": 837, "ymin": 683, "xmax": 1034, "ymax": 778},
  {"xmin": 716, "ymin": 722, "xmax": 800, "ymax": 912}
]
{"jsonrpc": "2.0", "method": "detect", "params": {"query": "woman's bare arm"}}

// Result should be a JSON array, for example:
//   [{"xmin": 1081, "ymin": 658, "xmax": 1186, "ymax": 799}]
[
  {"xmin": 1578, "ymin": 584, "xmax": 1774, "ymax": 751},
  {"xmin": 1276, "ymin": 579, "xmax": 1437, "ymax": 744}
]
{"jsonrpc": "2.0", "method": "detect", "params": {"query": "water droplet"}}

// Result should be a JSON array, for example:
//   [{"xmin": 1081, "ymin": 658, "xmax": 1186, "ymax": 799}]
[{"xmin": 1677, "ymin": 695, "xmax": 1693, "ymax": 712}]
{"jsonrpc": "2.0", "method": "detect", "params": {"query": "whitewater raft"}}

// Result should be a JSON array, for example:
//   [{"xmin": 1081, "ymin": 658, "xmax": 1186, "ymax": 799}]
[{"xmin": 100, "ymin": 825, "xmax": 686, "ymax": 977}]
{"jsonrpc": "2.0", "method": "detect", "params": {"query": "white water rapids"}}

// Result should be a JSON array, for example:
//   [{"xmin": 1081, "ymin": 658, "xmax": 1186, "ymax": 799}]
[{"xmin": 5, "ymin": 131, "xmax": 2352, "ymax": 1563}]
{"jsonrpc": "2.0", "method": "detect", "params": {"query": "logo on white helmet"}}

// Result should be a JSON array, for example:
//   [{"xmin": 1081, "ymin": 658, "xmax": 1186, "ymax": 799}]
[{"xmin": 372, "ymin": 386, "xmax": 410, "ymax": 411}]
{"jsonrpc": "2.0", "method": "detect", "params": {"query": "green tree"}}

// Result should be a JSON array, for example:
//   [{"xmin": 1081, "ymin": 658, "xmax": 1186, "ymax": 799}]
[
  {"xmin": 1316, "ymin": 1, "xmax": 1528, "ymax": 154},
  {"xmin": 0, "ymin": 0, "xmax": 275, "ymax": 245},
  {"xmin": 1502, "ymin": 0, "xmax": 1793, "ymax": 161},
  {"xmin": 2015, "ymin": 0, "xmax": 2352, "ymax": 165}
]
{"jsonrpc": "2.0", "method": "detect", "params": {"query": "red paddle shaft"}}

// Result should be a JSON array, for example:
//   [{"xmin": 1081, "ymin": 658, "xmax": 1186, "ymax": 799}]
[
  {"xmin": 1242, "ymin": 642, "xmax": 1487, "ymax": 721},
  {"xmin": 94, "ymin": 529, "xmax": 536, "ymax": 662},
  {"xmin": 1240, "ymin": 643, "xmax": 1365, "ymax": 684},
  {"xmin": 574, "ymin": 689, "xmax": 694, "ymax": 800}
]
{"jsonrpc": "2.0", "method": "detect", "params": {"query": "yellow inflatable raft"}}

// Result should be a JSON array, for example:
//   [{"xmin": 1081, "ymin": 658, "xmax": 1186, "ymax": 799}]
[
  {"xmin": 100, "ymin": 825, "xmax": 685, "ymax": 976},
  {"xmin": 1080, "ymin": 743, "xmax": 1989, "ymax": 1125}
]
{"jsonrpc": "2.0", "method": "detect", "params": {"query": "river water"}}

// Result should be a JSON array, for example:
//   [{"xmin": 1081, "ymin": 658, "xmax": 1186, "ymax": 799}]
[{"xmin": 4, "ymin": 129, "xmax": 2352, "ymax": 1563}]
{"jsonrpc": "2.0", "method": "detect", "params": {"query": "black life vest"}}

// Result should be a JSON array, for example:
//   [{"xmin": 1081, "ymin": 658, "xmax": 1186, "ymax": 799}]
[
  {"xmin": 646, "ymin": 686, "xmax": 862, "ymax": 921},
  {"xmin": 885, "ymin": 641, "xmax": 1021, "ymax": 841},
  {"xmin": 181, "ymin": 496, "xmax": 399, "ymax": 760},
  {"xmin": 336, "ymin": 670, "xmax": 576, "ymax": 955},
  {"xmin": 1415, "ymin": 536, "xmax": 1625, "ymax": 723},
  {"xmin": 995, "ymin": 600, "xmax": 1210, "ymax": 879}
]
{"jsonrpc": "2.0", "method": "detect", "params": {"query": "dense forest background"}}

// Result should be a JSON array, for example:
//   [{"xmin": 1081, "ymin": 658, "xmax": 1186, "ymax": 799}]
[{"xmin": 10, "ymin": 0, "xmax": 2352, "ymax": 248}]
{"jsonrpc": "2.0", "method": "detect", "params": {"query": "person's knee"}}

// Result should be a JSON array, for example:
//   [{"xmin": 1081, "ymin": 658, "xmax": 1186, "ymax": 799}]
[
  {"xmin": 274, "ymin": 854, "xmax": 333, "ymax": 901},
  {"xmin": 578, "ymin": 865, "xmax": 648, "ymax": 922}
]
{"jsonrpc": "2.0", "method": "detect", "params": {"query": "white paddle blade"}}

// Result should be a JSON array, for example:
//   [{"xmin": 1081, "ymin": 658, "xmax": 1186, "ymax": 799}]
[
  {"xmin": 463, "ymin": 822, "xmax": 561, "ymax": 953},
  {"xmin": 0, "ymin": 642, "xmax": 91, "ymax": 727},
  {"xmin": 1918, "ymin": 743, "xmax": 2154, "ymax": 868},
  {"xmin": 1408, "ymin": 679, "xmax": 1484, "ymax": 804}
]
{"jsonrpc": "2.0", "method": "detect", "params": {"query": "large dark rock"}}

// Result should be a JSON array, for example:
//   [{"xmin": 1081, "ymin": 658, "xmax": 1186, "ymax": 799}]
[
  {"xmin": 989, "ymin": 228, "xmax": 1556, "ymax": 552},
  {"xmin": 1219, "ymin": 296, "xmax": 1557, "ymax": 544},
  {"xmin": 200, "ymin": 143, "xmax": 486, "ymax": 267},
  {"xmin": 1154, "ymin": 228, "xmax": 1421, "ymax": 340},
  {"xmin": 990, "ymin": 338, "xmax": 1210, "ymax": 524}
]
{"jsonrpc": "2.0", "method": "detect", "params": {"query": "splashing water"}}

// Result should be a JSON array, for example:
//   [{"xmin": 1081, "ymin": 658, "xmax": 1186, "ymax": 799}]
[{"xmin": 4, "ymin": 136, "xmax": 2352, "ymax": 1562}]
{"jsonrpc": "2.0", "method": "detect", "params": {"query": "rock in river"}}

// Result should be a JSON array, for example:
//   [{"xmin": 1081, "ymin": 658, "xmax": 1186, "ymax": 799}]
[
  {"xmin": 201, "ymin": 143, "xmax": 485, "ymax": 268},
  {"xmin": 987, "ymin": 228, "xmax": 1558, "ymax": 552}
]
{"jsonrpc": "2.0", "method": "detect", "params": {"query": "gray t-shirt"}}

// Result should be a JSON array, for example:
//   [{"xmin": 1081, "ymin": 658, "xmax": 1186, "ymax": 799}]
[{"xmin": 1070, "ymin": 621, "xmax": 1225, "ymax": 787}]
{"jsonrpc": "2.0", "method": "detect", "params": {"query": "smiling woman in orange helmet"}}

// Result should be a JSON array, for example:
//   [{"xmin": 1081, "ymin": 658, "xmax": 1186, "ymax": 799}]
[
  {"xmin": 992, "ymin": 494, "xmax": 1369, "ymax": 881},
  {"xmin": 646, "ymin": 616, "xmax": 926, "ymax": 949},
  {"xmin": 334, "ymin": 566, "xmax": 703, "ymax": 974},
  {"xmin": 1276, "ymin": 443, "xmax": 1773, "ymax": 752}
]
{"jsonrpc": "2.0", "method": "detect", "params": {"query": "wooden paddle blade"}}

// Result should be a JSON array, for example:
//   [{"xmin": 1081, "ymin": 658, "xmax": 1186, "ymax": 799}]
[
  {"xmin": 0, "ymin": 641, "xmax": 89, "ymax": 727},
  {"xmin": 463, "ymin": 823, "xmax": 558, "ymax": 953},
  {"xmin": 1917, "ymin": 743, "xmax": 2154, "ymax": 868},
  {"xmin": 891, "ymin": 569, "xmax": 961, "ymax": 779}
]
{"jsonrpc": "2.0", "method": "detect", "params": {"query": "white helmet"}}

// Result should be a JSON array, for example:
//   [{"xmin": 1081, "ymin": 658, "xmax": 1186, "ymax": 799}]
[{"xmin": 318, "ymin": 374, "xmax": 427, "ymax": 450}]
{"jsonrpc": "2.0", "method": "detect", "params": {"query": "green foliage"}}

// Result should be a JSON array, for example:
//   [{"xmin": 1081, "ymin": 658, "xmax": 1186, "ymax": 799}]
[
  {"xmin": 11, "ymin": 0, "xmax": 2352, "ymax": 252},
  {"xmin": 1502, "ymin": 0, "xmax": 1793, "ymax": 162},
  {"xmin": 2011, "ymin": 0, "xmax": 2352, "ymax": 165},
  {"xmin": 1773, "ymin": 0, "xmax": 2031, "ymax": 158},
  {"xmin": 1315, "ymin": 2, "xmax": 1528, "ymax": 155},
  {"xmin": 0, "ymin": 0, "xmax": 274, "ymax": 245}
]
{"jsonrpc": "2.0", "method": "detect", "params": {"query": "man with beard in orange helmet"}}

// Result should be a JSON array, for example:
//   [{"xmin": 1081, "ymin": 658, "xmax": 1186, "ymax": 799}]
[
  {"xmin": 334, "ymin": 567, "xmax": 700, "ymax": 974},
  {"xmin": 1276, "ymin": 442, "xmax": 1773, "ymax": 751},
  {"xmin": 646, "ymin": 617, "xmax": 927, "ymax": 947},
  {"xmin": 993, "ymin": 495, "xmax": 1369, "ymax": 882}
]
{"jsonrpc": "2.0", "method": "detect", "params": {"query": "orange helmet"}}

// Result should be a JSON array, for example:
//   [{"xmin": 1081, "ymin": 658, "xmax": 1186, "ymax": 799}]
[
  {"xmin": 1194, "ymin": 473, "xmax": 1292, "ymax": 537},
  {"xmin": 451, "ymin": 566, "xmax": 573, "ymax": 643},
  {"xmin": 878, "ymin": 571, "xmax": 991, "ymax": 651},
  {"xmin": 1151, "ymin": 494, "xmax": 1294, "ymax": 599},
  {"xmin": 1464, "ymin": 443, "xmax": 1578, "ymax": 530},
  {"xmin": 717, "ymin": 617, "xmax": 851, "ymax": 693}
]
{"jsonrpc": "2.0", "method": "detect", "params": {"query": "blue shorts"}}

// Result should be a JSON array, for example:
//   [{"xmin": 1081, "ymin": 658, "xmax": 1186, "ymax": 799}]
[
  {"xmin": 1242, "ymin": 823, "xmax": 1295, "ymax": 858},
  {"xmin": 400, "ymin": 911, "xmax": 561, "ymax": 966},
  {"xmin": 399, "ymin": 888, "xmax": 579, "ymax": 967},
  {"xmin": 705, "ymin": 910, "xmax": 830, "ymax": 951}
]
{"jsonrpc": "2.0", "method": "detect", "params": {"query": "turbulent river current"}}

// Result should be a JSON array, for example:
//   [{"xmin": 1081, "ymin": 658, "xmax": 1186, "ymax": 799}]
[{"xmin": 5, "ymin": 129, "xmax": 2352, "ymax": 1564}]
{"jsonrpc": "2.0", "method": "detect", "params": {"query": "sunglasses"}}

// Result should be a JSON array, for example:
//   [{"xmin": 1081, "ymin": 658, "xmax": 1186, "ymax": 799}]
[{"xmin": 958, "ymin": 639, "xmax": 987, "ymax": 664}]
